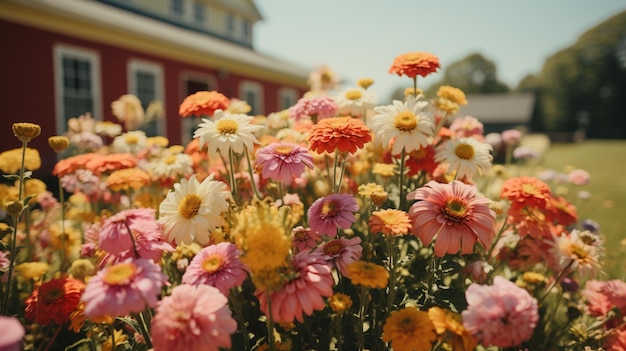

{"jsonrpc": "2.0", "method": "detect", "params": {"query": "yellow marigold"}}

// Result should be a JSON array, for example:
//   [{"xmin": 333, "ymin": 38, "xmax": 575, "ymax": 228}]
[
  {"xmin": 171, "ymin": 242, "xmax": 203, "ymax": 262},
  {"xmin": 12, "ymin": 122, "xmax": 41, "ymax": 142},
  {"xmin": 382, "ymin": 307, "xmax": 436, "ymax": 351},
  {"xmin": 146, "ymin": 136, "xmax": 169, "ymax": 148},
  {"xmin": 434, "ymin": 99, "xmax": 460, "ymax": 114},
  {"xmin": 328, "ymin": 293, "xmax": 353, "ymax": 313},
  {"xmin": 346, "ymin": 261, "xmax": 388, "ymax": 289},
  {"xmin": 0, "ymin": 184, "xmax": 19, "ymax": 204},
  {"xmin": 428, "ymin": 307, "xmax": 477, "ymax": 351},
  {"xmin": 357, "ymin": 78, "xmax": 374, "ymax": 89},
  {"xmin": 404, "ymin": 87, "xmax": 424, "ymax": 97},
  {"xmin": 372, "ymin": 163, "xmax": 397, "ymax": 177},
  {"xmin": 522, "ymin": 271, "xmax": 546, "ymax": 285},
  {"xmin": 436, "ymin": 85, "xmax": 468, "ymax": 105},
  {"xmin": 105, "ymin": 167, "xmax": 151, "ymax": 192},
  {"xmin": 69, "ymin": 259, "xmax": 97, "ymax": 282},
  {"xmin": 48, "ymin": 136, "xmax": 70, "ymax": 153},
  {"xmin": 49, "ymin": 223, "xmax": 81, "ymax": 255},
  {"xmin": 358, "ymin": 183, "xmax": 385, "ymax": 198},
  {"xmin": 16, "ymin": 178, "xmax": 47, "ymax": 199},
  {"xmin": 0, "ymin": 147, "xmax": 41, "ymax": 174},
  {"xmin": 15, "ymin": 262, "xmax": 49, "ymax": 281},
  {"xmin": 369, "ymin": 209, "xmax": 412, "ymax": 236},
  {"xmin": 251, "ymin": 267, "xmax": 286, "ymax": 292},
  {"xmin": 370, "ymin": 191, "xmax": 389, "ymax": 208}
]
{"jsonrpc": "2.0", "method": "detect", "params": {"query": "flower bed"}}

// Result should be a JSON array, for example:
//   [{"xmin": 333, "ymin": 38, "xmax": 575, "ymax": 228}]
[{"xmin": 0, "ymin": 51, "xmax": 624, "ymax": 351}]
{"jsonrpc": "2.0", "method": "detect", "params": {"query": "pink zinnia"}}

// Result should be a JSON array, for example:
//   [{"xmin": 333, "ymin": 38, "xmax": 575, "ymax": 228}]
[
  {"xmin": 289, "ymin": 96, "xmax": 338, "ymax": 122},
  {"xmin": 81, "ymin": 258, "xmax": 167, "ymax": 318},
  {"xmin": 581, "ymin": 279, "xmax": 626, "ymax": 318},
  {"xmin": 256, "ymin": 250, "xmax": 334, "ymax": 323},
  {"xmin": 255, "ymin": 142, "xmax": 314, "ymax": 185},
  {"xmin": 151, "ymin": 284, "xmax": 237, "ymax": 351},
  {"xmin": 0, "ymin": 316, "xmax": 24, "ymax": 351},
  {"xmin": 568, "ymin": 168, "xmax": 590, "ymax": 185},
  {"xmin": 407, "ymin": 180, "xmax": 495, "ymax": 257},
  {"xmin": 291, "ymin": 226, "xmax": 322, "ymax": 253},
  {"xmin": 308, "ymin": 194, "xmax": 359, "ymax": 236},
  {"xmin": 462, "ymin": 276, "xmax": 538, "ymax": 348},
  {"xmin": 182, "ymin": 242, "xmax": 248, "ymax": 296},
  {"xmin": 315, "ymin": 236, "xmax": 362, "ymax": 276},
  {"xmin": 449, "ymin": 115, "xmax": 484, "ymax": 139}
]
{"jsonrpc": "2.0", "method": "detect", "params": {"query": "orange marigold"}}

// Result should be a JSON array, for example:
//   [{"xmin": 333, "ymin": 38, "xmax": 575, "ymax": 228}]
[
  {"xmin": 106, "ymin": 167, "xmax": 151, "ymax": 192},
  {"xmin": 382, "ymin": 307, "xmax": 436, "ymax": 351},
  {"xmin": 501, "ymin": 176, "xmax": 552, "ymax": 210},
  {"xmin": 369, "ymin": 209, "xmax": 412, "ymax": 236},
  {"xmin": 389, "ymin": 52, "xmax": 441, "ymax": 79},
  {"xmin": 428, "ymin": 307, "xmax": 477, "ymax": 351},
  {"xmin": 308, "ymin": 117, "xmax": 371, "ymax": 154},
  {"xmin": 346, "ymin": 261, "xmax": 388, "ymax": 289},
  {"xmin": 25, "ymin": 277, "xmax": 85, "ymax": 326},
  {"xmin": 179, "ymin": 90, "xmax": 230, "ymax": 118}
]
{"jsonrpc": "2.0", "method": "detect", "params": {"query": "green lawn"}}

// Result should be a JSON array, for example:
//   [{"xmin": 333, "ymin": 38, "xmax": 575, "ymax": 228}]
[{"xmin": 540, "ymin": 140, "xmax": 626, "ymax": 279}]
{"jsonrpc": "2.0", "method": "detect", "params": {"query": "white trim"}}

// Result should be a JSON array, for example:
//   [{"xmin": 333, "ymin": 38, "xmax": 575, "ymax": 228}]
[
  {"xmin": 277, "ymin": 87, "xmax": 299, "ymax": 111},
  {"xmin": 127, "ymin": 58, "xmax": 166, "ymax": 136},
  {"xmin": 53, "ymin": 43, "xmax": 102, "ymax": 136},
  {"xmin": 239, "ymin": 80, "xmax": 263, "ymax": 115}
]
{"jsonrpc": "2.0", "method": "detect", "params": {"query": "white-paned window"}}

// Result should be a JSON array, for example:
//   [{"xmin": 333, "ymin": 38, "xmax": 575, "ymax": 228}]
[
  {"xmin": 53, "ymin": 44, "xmax": 101, "ymax": 135},
  {"xmin": 239, "ymin": 81, "xmax": 263, "ymax": 115},
  {"xmin": 277, "ymin": 88, "xmax": 299, "ymax": 111},
  {"xmin": 128, "ymin": 59, "xmax": 165, "ymax": 137},
  {"xmin": 180, "ymin": 74, "xmax": 216, "ymax": 144}
]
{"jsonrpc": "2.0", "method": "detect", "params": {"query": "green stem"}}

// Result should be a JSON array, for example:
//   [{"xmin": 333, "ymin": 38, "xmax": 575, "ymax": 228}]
[
  {"xmin": 335, "ymin": 152, "xmax": 348, "ymax": 194},
  {"xmin": 385, "ymin": 235, "xmax": 397, "ymax": 316},
  {"xmin": 398, "ymin": 148, "xmax": 406, "ymax": 211},
  {"xmin": 539, "ymin": 259, "xmax": 575, "ymax": 304},
  {"xmin": 134, "ymin": 311, "xmax": 153, "ymax": 349},
  {"xmin": 244, "ymin": 145, "xmax": 262, "ymax": 200},
  {"xmin": 332, "ymin": 149, "xmax": 339, "ymax": 193},
  {"xmin": 266, "ymin": 292, "xmax": 276, "ymax": 351},
  {"xmin": 334, "ymin": 314, "xmax": 343, "ymax": 351},
  {"xmin": 278, "ymin": 182, "xmax": 285, "ymax": 206},
  {"xmin": 58, "ymin": 176, "xmax": 67, "ymax": 272},
  {"xmin": 229, "ymin": 291, "xmax": 251, "ymax": 350},
  {"xmin": 228, "ymin": 148, "xmax": 238, "ymax": 200},
  {"xmin": 356, "ymin": 286, "xmax": 369, "ymax": 351}
]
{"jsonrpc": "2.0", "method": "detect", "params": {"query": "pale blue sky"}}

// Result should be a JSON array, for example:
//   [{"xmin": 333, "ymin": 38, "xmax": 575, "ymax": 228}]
[{"xmin": 254, "ymin": 1, "xmax": 626, "ymax": 101}]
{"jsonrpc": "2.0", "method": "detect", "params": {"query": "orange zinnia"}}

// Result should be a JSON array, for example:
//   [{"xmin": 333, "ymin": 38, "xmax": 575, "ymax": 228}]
[
  {"xmin": 307, "ymin": 117, "xmax": 372, "ymax": 154},
  {"xmin": 106, "ymin": 168, "xmax": 151, "ymax": 192},
  {"xmin": 179, "ymin": 90, "xmax": 230, "ymax": 118},
  {"xmin": 428, "ymin": 307, "xmax": 477, "ymax": 351},
  {"xmin": 53, "ymin": 153, "xmax": 96, "ymax": 177},
  {"xmin": 369, "ymin": 209, "xmax": 412, "ymax": 236},
  {"xmin": 501, "ymin": 176, "xmax": 552, "ymax": 210},
  {"xmin": 389, "ymin": 52, "xmax": 441, "ymax": 79},
  {"xmin": 85, "ymin": 153, "xmax": 138, "ymax": 175},
  {"xmin": 346, "ymin": 261, "xmax": 388, "ymax": 289},
  {"xmin": 25, "ymin": 277, "xmax": 85, "ymax": 326}
]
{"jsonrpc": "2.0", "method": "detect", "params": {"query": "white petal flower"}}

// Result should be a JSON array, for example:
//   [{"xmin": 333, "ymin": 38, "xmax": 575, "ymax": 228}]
[
  {"xmin": 435, "ymin": 137, "xmax": 493, "ymax": 180},
  {"xmin": 334, "ymin": 88, "xmax": 376, "ymax": 117},
  {"xmin": 112, "ymin": 130, "xmax": 147, "ymax": 154},
  {"xmin": 193, "ymin": 110, "xmax": 262, "ymax": 158},
  {"xmin": 158, "ymin": 175, "xmax": 230, "ymax": 245},
  {"xmin": 370, "ymin": 95, "xmax": 435, "ymax": 155}
]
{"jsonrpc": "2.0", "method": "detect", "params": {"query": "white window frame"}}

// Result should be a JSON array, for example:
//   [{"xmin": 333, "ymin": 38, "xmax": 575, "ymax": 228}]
[
  {"xmin": 239, "ymin": 81, "xmax": 264, "ymax": 115},
  {"xmin": 128, "ymin": 59, "xmax": 165, "ymax": 137},
  {"xmin": 180, "ymin": 72, "xmax": 217, "ymax": 144},
  {"xmin": 277, "ymin": 87, "xmax": 299, "ymax": 111},
  {"xmin": 53, "ymin": 44, "xmax": 102, "ymax": 136}
]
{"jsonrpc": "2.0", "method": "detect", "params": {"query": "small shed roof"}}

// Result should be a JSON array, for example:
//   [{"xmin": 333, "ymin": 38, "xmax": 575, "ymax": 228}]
[{"xmin": 458, "ymin": 93, "xmax": 535, "ymax": 124}]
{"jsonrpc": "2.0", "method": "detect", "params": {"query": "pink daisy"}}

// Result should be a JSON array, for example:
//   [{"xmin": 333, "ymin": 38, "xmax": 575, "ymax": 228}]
[
  {"xmin": 255, "ymin": 142, "xmax": 314, "ymax": 185},
  {"xmin": 462, "ymin": 276, "xmax": 539, "ymax": 348},
  {"xmin": 289, "ymin": 96, "xmax": 338, "ymax": 122},
  {"xmin": 291, "ymin": 226, "xmax": 322, "ymax": 253},
  {"xmin": 407, "ymin": 180, "xmax": 495, "ymax": 257},
  {"xmin": 81, "ymin": 258, "xmax": 167, "ymax": 318},
  {"xmin": 182, "ymin": 242, "xmax": 248, "ymax": 296},
  {"xmin": 256, "ymin": 250, "xmax": 334, "ymax": 323},
  {"xmin": 314, "ymin": 236, "xmax": 362, "ymax": 276},
  {"xmin": 151, "ymin": 284, "xmax": 237, "ymax": 351},
  {"xmin": 307, "ymin": 194, "xmax": 359, "ymax": 236}
]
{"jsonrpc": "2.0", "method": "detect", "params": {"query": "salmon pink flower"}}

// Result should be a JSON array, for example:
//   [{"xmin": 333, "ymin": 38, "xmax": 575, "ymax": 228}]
[
  {"xmin": 255, "ymin": 142, "xmax": 314, "ymax": 185},
  {"xmin": 182, "ymin": 242, "xmax": 248, "ymax": 295},
  {"xmin": 179, "ymin": 90, "xmax": 230, "ymax": 118},
  {"xmin": 315, "ymin": 236, "xmax": 362, "ymax": 276},
  {"xmin": 407, "ymin": 180, "xmax": 495, "ymax": 257},
  {"xmin": 307, "ymin": 117, "xmax": 371, "ymax": 154},
  {"xmin": 308, "ymin": 194, "xmax": 359, "ymax": 236},
  {"xmin": 289, "ymin": 96, "xmax": 338, "ymax": 121}
]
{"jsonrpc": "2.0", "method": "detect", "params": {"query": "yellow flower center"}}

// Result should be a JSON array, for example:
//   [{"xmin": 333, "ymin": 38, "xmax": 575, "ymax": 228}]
[
  {"xmin": 201, "ymin": 254, "xmax": 225, "ymax": 274},
  {"xmin": 323, "ymin": 240, "xmax": 344, "ymax": 256},
  {"xmin": 454, "ymin": 143, "xmax": 475, "ymax": 160},
  {"xmin": 443, "ymin": 199, "xmax": 468, "ymax": 222},
  {"xmin": 321, "ymin": 201, "xmax": 338, "ymax": 218},
  {"xmin": 381, "ymin": 212, "xmax": 402, "ymax": 226},
  {"xmin": 321, "ymin": 72, "xmax": 332, "ymax": 84},
  {"xmin": 521, "ymin": 183, "xmax": 539, "ymax": 195},
  {"xmin": 179, "ymin": 194, "xmax": 202, "ymax": 219},
  {"xmin": 274, "ymin": 145, "xmax": 294, "ymax": 156},
  {"xmin": 103, "ymin": 263, "xmax": 137, "ymax": 285},
  {"xmin": 216, "ymin": 119, "xmax": 239, "ymax": 135},
  {"xmin": 125, "ymin": 134, "xmax": 140, "ymax": 145},
  {"xmin": 42, "ymin": 287, "xmax": 64, "ymax": 303},
  {"xmin": 394, "ymin": 111, "xmax": 417, "ymax": 132},
  {"xmin": 163, "ymin": 155, "xmax": 177, "ymax": 165},
  {"xmin": 345, "ymin": 89, "xmax": 363, "ymax": 100},
  {"xmin": 568, "ymin": 243, "xmax": 589, "ymax": 260}
]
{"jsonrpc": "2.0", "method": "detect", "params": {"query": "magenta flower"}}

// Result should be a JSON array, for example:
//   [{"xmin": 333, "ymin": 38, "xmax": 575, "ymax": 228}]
[
  {"xmin": 151, "ymin": 284, "xmax": 237, "ymax": 351},
  {"xmin": 291, "ymin": 226, "xmax": 322, "ymax": 253},
  {"xmin": 315, "ymin": 236, "xmax": 362, "ymax": 276},
  {"xmin": 81, "ymin": 258, "xmax": 167, "ymax": 318},
  {"xmin": 308, "ymin": 194, "xmax": 359, "ymax": 236},
  {"xmin": 407, "ymin": 180, "xmax": 495, "ymax": 257},
  {"xmin": 182, "ymin": 242, "xmax": 248, "ymax": 296},
  {"xmin": 255, "ymin": 142, "xmax": 314, "ymax": 185},
  {"xmin": 462, "ymin": 276, "xmax": 538, "ymax": 348},
  {"xmin": 289, "ymin": 96, "xmax": 338, "ymax": 122},
  {"xmin": 256, "ymin": 250, "xmax": 334, "ymax": 323}
]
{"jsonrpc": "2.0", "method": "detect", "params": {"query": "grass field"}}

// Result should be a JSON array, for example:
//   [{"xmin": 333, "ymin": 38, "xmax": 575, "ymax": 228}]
[{"xmin": 539, "ymin": 139, "xmax": 626, "ymax": 279}]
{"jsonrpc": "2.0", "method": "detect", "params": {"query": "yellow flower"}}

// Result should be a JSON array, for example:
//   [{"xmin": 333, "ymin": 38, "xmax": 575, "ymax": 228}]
[
  {"xmin": 106, "ymin": 168, "xmax": 151, "ymax": 192},
  {"xmin": 0, "ymin": 184, "xmax": 19, "ymax": 204},
  {"xmin": 49, "ymin": 223, "xmax": 81, "ymax": 255},
  {"xmin": 0, "ymin": 148, "xmax": 41, "ymax": 174},
  {"xmin": 16, "ymin": 178, "xmax": 47, "ymax": 199},
  {"xmin": 522, "ymin": 272, "xmax": 546, "ymax": 285},
  {"xmin": 382, "ymin": 307, "xmax": 436, "ymax": 351},
  {"xmin": 171, "ymin": 242, "xmax": 203, "ymax": 262},
  {"xmin": 251, "ymin": 267, "xmax": 286, "ymax": 292},
  {"xmin": 346, "ymin": 261, "xmax": 389, "ymax": 289},
  {"xmin": 69, "ymin": 301, "xmax": 114, "ymax": 333},
  {"xmin": 372, "ymin": 163, "xmax": 396, "ymax": 177},
  {"xmin": 102, "ymin": 328, "xmax": 128, "ymax": 351},
  {"xmin": 69, "ymin": 259, "xmax": 97, "ymax": 282},
  {"xmin": 146, "ymin": 136, "xmax": 169, "ymax": 148},
  {"xmin": 15, "ymin": 262, "xmax": 49, "ymax": 281},
  {"xmin": 357, "ymin": 78, "xmax": 374, "ymax": 89},
  {"xmin": 48, "ymin": 136, "xmax": 70, "ymax": 153},
  {"xmin": 12, "ymin": 122, "xmax": 41, "ymax": 142},
  {"xmin": 404, "ymin": 87, "xmax": 423, "ymax": 97},
  {"xmin": 328, "ymin": 293, "xmax": 353, "ymax": 313},
  {"xmin": 428, "ymin": 307, "xmax": 477, "ymax": 351},
  {"xmin": 358, "ymin": 183, "xmax": 385, "ymax": 198},
  {"xmin": 436, "ymin": 85, "xmax": 468, "ymax": 105}
]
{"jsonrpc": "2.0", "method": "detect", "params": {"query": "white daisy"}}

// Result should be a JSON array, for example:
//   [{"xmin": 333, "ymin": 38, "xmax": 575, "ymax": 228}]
[
  {"xmin": 193, "ymin": 110, "xmax": 262, "ymax": 158},
  {"xmin": 111, "ymin": 130, "xmax": 147, "ymax": 154},
  {"xmin": 158, "ymin": 174, "xmax": 230, "ymax": 245},
  {"xmin": 550, "ymin": 229, "xmax": 603, "ymax": 278},
  {"xmin": 334, "ymin": 87, "xmax": 376, "ymax": 117},
  {"xmin": 370, "ymin": 95, "xmax": 435, "ymax": 155},
  {"xmin": 435, "ymin": 137, "xmax": 493, "ymax": 180},
  {"xmin": 146, "ymin": 151, "xmax": 193, "ymax": 181}
]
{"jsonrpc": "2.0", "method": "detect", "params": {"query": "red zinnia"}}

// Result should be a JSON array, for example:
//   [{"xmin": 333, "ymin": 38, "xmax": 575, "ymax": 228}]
[
  {"xmin": 179, "ymin": 90, "xmax": 230, "ymax": 118},
  {"xmin": 389, "ymin": 52, "xmax": 441, "ymax": 79},
  {"xmin": 307, "ymin": 117, "xmax": 371, "ymax": 154},
  {"xmin": 25, "ymin": 277, "xmax": 85, "ymax": 326}
]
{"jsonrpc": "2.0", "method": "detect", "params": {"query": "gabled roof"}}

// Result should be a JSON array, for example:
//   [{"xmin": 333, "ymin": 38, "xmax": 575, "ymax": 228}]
[
  {"xmin": 1, "ymin": 0, "xmax": 309, "ymax": 87},
  {"xmin": 458, "ymin": 93, "xmax": 535, "ymax": 124}
]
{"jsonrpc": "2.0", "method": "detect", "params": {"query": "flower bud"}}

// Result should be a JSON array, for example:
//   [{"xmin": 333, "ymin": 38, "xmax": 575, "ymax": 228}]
[
  {"xmin": 357, "ymin": 78, "xmax": 374, "ymax": 89},
  {"xmin": 370, "ymin": 191, "xmax": 388, "ymax": 208},
  {"xmin": 4, "ymin": 200, "xmax": 23, "ymax": 219},
  {"xmin": 48, "ymin": 136, "xmax": 70, "ymax": 153},
  {"xmin": 12, "ymin": 123, "xmax": 41, "ymax": 142}
]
